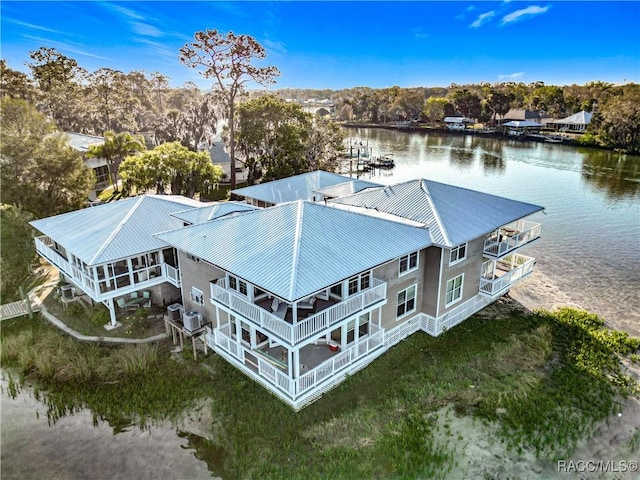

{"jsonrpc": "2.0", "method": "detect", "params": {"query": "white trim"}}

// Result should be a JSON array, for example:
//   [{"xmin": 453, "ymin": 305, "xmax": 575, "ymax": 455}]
[
  {"xmin": 398, "ymin": 251, "xmax": 419, "ymax": 277},
  {"xmin": 396, "ymin": 284, "xmax": 417, "ymax": 321},
  {"xmin": 448, "ymin": 243, "xmax": 467, "ymax": 266},
  {"xmin": 190, "ymin": 286, "xmax": 205, "ymax": 306},
  {"xmin": 445, "ymin": 273, "xmax": 464, "ymax": 307}
]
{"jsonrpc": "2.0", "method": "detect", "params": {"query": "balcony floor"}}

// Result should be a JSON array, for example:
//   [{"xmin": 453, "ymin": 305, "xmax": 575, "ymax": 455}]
[
  {"xmin": 258, "ymin": 342, "xmax": 340, "ymax": 371},
  {"xmin": 255, "ymin": 297, "xmax": 340, "ymax": 324}
]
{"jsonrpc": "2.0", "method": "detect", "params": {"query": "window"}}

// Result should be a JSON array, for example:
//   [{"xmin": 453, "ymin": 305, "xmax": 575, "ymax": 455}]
[
  {"xmin": 228, "ymin": 275, "xmax": 248, "ymax": 297},
  {"xmin": 397, "ymin": 285, "xmax": 417, "ymax": 319},
  {"xmin": 348, "ymin": 277, "xmax": 359, "ymax": 295},
  {"xmin": 347, "ymin": 271, "xmax": 372, "ymax": 297},
  {"xmin": 449, "ymin": 243, "xmax": 467, "ymax": 265},
  {"xmin": 445, "ymin": 274, "xmax": 464, "ymax": 306},
  {"xmin": 190, "ymin": 287, "xmax": 204, "ymax": 306},
  {"xmin": 360, "ymin": 272, "xmax": 371, "ymax": 290},
  {"xmin": 399, "ymin": 251, "xmax": 419, "ymax": 275}
]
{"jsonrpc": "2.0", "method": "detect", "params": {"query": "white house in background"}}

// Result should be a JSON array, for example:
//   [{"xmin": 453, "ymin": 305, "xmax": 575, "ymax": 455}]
[
  {"xmin": 64, "ymin": 133, "xmax": 110, "ymax": 199},
  {"xmin": 547, "ymin": 110, "xmax": 593, "ymax": 132},
  {"xmin": 444, "ymin": 116, "xmax": 474, "ymax": 131},
  {"xmin": 31, "ymin": 171, "xmax": 543, "ymax": 409}
]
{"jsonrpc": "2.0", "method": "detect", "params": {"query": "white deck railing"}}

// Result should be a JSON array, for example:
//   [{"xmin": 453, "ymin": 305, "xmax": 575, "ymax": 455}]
[
  {"xmin": 295, "ymin": 324, "xmax": 384, "ymax": 396},
  {"xmin": 483, "ymin": 220, "xmax": 541, "ymax": 258},
  {"xmin": 164, "ymin": 264, "xmax": 181, "ymax": 287},
  {"xmin": 208, "ymin": 322, "xmax": 385, "ymax": 400},
  {"xmin": 35, "ymin": 236, "xmax": 99, "ymax": 296},
  {"xmin": 479, "ymin": 254, "xmax": 536, "ymax": 297},
  {"xmin": 210, "ymin": 278, "xmax": 387, "ymax": 345},
  {"xmin": 36, "ymin": 235, "xmax": 178, "ymax": 300}
]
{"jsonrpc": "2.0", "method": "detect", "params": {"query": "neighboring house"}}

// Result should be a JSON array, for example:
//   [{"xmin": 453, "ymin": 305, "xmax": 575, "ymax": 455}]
[
  {"xmin": 443, "ymin": 116, "xmax": 474, "ymax": 131},
  {"xmin": 502, "ymin": 109, "xmax": 542, "ymax": 124},
  {"xmin": 64, "ymin": 133, "xmax": 111, "ymax": 199},
  {"xmin": 547, "ymin": 110, "xmax": 593, "ymax": 132},
  {"xmin": 31, "ymin": 195, "xmax": 211, "ymax": 326},
  {"xmin": 32, "ymin": 171, "xmax": 543, "ymax": 410}
]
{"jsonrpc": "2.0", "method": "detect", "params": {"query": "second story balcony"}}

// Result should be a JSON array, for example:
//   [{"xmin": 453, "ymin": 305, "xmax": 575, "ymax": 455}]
[
  {"xmin": 483, "ymin": 219, "xmax": 541, "ymax": 258},
  {"xmin": 210, "ymin": 277, "xmax": 387, "ymax": 346},
  {"xmin": 479, "ymin": 253, "xmax": 536, "ymax": 297},
  {"xmin": 35, "ymin": 235, "xmax": 180, "ymax": 301}
]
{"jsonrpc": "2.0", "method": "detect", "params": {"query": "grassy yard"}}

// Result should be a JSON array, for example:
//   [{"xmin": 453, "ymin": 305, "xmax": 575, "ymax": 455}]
[
  {"xmin": 42, "ymin": 289, "xmax": 167, "ymax": 339},
  {"xmin": 1, "ymin": 302, "xmax": 638, "ymax": 479}
]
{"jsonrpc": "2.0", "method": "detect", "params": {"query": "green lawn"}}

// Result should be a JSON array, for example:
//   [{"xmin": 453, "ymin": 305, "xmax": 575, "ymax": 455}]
[{"xmin": 1, "ymin": 303, "xmax": 638, "ymax": 479}]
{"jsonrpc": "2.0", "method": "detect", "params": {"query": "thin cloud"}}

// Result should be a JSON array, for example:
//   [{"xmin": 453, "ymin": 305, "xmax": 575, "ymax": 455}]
[
  {"xmin": 498, "ymin": 72, "xmax": 525, "ymax": 81},
  {"xmin": 455, "ymin": 4, "xmax": 477, "ymax": 21},
  {"xmin": 132, "ymin": 22, "xmax": 163, "ymax": 37},
  {"xmin": 501, "ymin": 5, "xmax": 550, "ymax": 25},
  {"xmin": 22, "ymin": 35, "xmax": 110, "ymax": 61},
  {"xmin": 4, "ymin": 18, "xmax": 65, "ymax": 35},
  {"xmin": 470, "ymin": 11, "xmax": 496, "ymax": 28},
  {"xmin": 100, "ymin": 2, "xmax": 145, "ymax": 21},
  {"xmin": 262, "ymin": 39, "xmax": 287, "ymax": 55}
]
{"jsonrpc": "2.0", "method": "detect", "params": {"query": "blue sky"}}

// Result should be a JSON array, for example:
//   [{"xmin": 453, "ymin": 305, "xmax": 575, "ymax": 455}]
[{"xmin": 1, "ymin": 1, "xmax": 639, "ymax": 90}]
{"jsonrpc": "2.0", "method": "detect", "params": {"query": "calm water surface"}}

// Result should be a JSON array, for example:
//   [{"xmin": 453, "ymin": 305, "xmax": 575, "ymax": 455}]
[{"xmin": 346, "ymin": 128, "xmax": 640, "ymax": 334}]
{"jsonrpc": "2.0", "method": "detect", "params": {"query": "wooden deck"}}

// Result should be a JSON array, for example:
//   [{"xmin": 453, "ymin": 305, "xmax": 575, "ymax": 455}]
[{"xmin": 0, "ymin": 299, "xmax": 38, "ymax": 321}]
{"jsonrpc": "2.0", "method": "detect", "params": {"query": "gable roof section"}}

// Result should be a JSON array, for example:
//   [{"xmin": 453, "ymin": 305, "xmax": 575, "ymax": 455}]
[
  {"xmin": 551, "ymin": 110, "xmax": 592, "ymax": 125},
  {"xmin": 313, "ymin": 179, "xmax": 382, "ymax": 198},
  {"xmin": 329, "ymin": 179, "xmax": 543, "ymax": 247},
  {"xmin": 64, "ymin": 132, "xmax": 105, "ymax": 152},
  {"xmin": 231, "ymin": 171, "xmax": 356, "ymax": 204},
  {"xmin": 172, "ymin": 201, "xmax": 258, "ymax": 225},
  {"xmin": 155, "ymin": 201, "xmax": 432, "ymax": 302},
  {"xmin": 30, "ymin": 195, "xmax": 202, "ymax": 265}
]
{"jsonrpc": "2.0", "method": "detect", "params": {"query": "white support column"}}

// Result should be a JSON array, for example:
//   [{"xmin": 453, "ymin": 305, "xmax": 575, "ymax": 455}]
[
  {"xmin": 341, "ymin": 324, "xmax": 347, "ymax": 349},
  {"xmin": 293, "ymin": 349, "xmax": 300, "ymax": 379},
  {"xmin": 215, "ymin": 305, "xmax": 220, "ymax": 329},
  {"xmin": 107, "ymin": 297, "xmax": 117, "ymax": 326},
  {"xmin": 288, "ymin": 349, "xmax": 293, "ymax": 377},
  {"xmin": 127, "ymin": 258, "xmax": 135, "ymax": 286}
]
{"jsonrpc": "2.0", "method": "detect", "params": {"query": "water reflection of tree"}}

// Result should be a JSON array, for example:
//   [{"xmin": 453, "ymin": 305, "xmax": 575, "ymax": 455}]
[
  {"xmin": 481, "ymin": 152, "xmax": 505, "ymax": 172},
  {"xmin": 580, "ymin": 148, "xmax": 640, "ymax": 199}
]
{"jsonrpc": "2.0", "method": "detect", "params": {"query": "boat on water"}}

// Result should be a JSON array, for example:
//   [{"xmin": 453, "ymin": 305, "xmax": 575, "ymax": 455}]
[{"xmin": 371, "ymin": 154, "xmax": 395, "ymax": 168}]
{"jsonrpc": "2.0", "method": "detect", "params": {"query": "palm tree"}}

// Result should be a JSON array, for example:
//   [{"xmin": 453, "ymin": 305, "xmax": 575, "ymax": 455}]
[{"xmin": 87, "ymin": 131, "xmax": 145, "ymax": 192}]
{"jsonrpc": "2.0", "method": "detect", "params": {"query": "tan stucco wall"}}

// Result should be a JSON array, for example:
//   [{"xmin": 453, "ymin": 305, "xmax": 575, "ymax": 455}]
[
  {"xmin": 177, "ymin": 250, "xmax": 225, "ymax": 325},
  {"xmin": 436, "ymin": 237, "xmax": 484, "ymax": 316}
]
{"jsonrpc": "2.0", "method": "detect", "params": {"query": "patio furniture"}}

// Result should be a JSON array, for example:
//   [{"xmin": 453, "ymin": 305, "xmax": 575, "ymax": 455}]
[
  {"xmin": 298, "ymin": 296, "xmax": 316, "ymax": 311},
  {"xmin": 270, "ymin": 297, "xmax": 288, "ymax": 320}
]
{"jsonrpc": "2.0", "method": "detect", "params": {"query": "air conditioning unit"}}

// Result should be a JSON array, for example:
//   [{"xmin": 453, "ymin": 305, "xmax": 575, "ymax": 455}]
[
  {"xmin": 182, "ymin": 310, "xmax": 203, "ymax": 332},
  {"xmin": 167, "ymin": 303, "xmax": 183, "ymax": 321},
  {"xmin": 61, "ymin": 284, "xmax": 74, "ymax": 299}
]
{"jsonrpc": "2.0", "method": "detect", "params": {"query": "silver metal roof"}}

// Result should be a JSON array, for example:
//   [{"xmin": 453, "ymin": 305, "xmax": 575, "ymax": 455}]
[
  {"xmin": 329, "ymin": 179, "xmax": 543, "ymax": 247},
  {"xmin": 231, "ymin": 171, "xmax": 357, "ymax": 204},
  {"xmin": 313, "ymin": 179, "xmax": 381, "ymax": 198},
  {"xmin": 155, "ymin": 200, "xmax": 432, "ymax": 302},
  {"xmin": 30, "ymin": 195, "xmax": 203, "ymax": 265},
  {"xmin": 64, "ymin": 132, "xmax": 104, "ymax": 152},
  {"xmin": 172, "ymin": 201, "xmax": 258, "ymax": 225}
]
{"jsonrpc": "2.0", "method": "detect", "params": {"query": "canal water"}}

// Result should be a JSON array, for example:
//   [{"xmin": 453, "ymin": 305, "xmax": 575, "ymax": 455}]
[{"xmin": 345, "ymin": 127, "xmax": 640, "ymax": 335}]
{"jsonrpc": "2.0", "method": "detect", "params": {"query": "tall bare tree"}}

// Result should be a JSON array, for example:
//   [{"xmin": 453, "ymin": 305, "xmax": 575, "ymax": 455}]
[{"xmin": 179, "ymin": 29, "xmax": 280, "ymax": 188}]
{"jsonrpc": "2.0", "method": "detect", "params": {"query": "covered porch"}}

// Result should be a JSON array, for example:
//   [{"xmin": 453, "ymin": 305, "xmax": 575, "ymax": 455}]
[
  {"xmin": 483, "ymin": 219, "xmax": 541, "ymax": 258},
  {"xmin": 479, "ymin": 253, "xmax": 536, "ymax": 297},
  {"xmin": 209, "ymin": 274, "xmax": 387, "ymax": 345},
  {"xmin": 207, "ymin": 317, "xmax": 385, "ymax": 408}
]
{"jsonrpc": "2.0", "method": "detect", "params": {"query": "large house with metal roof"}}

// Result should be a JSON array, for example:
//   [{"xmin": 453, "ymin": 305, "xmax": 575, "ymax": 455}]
[{"xmin": 31, "ymin": 172, "xmax": 543, "ymax": 409}]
